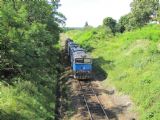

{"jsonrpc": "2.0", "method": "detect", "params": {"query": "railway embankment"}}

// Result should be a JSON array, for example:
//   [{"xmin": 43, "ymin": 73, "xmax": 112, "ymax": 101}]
[{"xmin": 65, "ymin": 24, "xmax": 160, "ymax": 119}]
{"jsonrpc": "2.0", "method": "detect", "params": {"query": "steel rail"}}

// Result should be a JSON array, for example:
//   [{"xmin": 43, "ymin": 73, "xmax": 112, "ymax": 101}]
[
  {"xmin": 78, "ymin": 81, "xmax": 94, "ymax": 120},
  {"xmin": 78, "ymin": 80, "xmax": 109, "ymax": 120},
  {"xmin": 89, "ymin": 82, "xmax": 109, "ymax": 120}
]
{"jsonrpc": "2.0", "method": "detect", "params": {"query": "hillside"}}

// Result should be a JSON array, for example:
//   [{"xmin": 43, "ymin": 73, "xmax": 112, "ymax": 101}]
[{"xmin": 66, "ymin": 24, "xmax": 160, "ymax": 120}]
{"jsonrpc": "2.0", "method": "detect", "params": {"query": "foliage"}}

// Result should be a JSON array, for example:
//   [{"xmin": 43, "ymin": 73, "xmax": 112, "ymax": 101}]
[
  {"xmin": 0, "ymin": 0, "xmax": 64, "ymax": 119},
  {"xmin": 118, "ymin": 13, "xmax": 137, "ymax": 32},
  {"xmin": 66, "ymin": 24, "xmax": 160, "ymax": 120},
  {"xmin": 157, "ymin": 5, "xmax": 160, "ymax": 23},
  {"xmin": 119, "ymin": 14, "xmax": 129, "ymax": 32},
  {"xmin": 117, "ymin": 0, "xmax": 159, "ymax": 32},
  {"xmin": 103, "ymin": 17, "xmax": 117, "ymax": 35},
  {"xmin": 130, "ymin": 0, "xmax": 159, "ymax": 27},
  {"xmin": 0, "ymin": 79, "xmax": 56, "ymax": 120}
]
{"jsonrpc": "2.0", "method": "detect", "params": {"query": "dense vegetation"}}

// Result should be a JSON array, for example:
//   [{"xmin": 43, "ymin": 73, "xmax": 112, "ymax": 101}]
[
  {"xmin": 66, "ymin": 24, "xmax": 160, "ymax": 119},
  {"xmin": 0, "ymin": 0, "xmax": 159, "ymax": 119},
  {"xmin": 0, "ymin": 0, "xmax": 64, "ymax": 119}
]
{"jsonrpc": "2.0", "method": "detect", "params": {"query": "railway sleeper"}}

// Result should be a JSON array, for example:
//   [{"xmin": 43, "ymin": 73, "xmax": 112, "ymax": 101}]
[
  {"xmin": 81, "ymin": 90, "xmax": 93, "ymax": 94},
  {"xmin": 81, "ymin": 90, "xmax": 93, "ymax": 93},
  {"xmin": 81, "ymin": 87, "xmax": 92, "ymax": 90},
  {"xmin": 89, "ymin": 106, "xmax": 102, "ymax": 110},
  {"xmin": 80, "ymin": 86, "xmax": 91, "ymax": 89}
]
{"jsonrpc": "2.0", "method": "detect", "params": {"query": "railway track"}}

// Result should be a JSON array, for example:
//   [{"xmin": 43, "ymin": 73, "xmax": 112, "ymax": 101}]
[{"xmin": 78, "ymin": 80, "xmax": 109, "ymax": 120}]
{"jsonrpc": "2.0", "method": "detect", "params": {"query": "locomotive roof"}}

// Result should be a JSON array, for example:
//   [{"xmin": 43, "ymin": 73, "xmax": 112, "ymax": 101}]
[
  {"xmin": 71, "ymin": 47, "xmax": 84, "ymax": 52},
  {"xmin": 73, "ymin": 51, "xmax": 91, "ymax": 59}
]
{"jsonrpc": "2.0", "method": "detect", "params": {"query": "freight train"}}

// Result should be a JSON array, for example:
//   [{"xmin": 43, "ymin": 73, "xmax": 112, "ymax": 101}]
[{"xmin": 65, "ymin": 38, "xmax": 92, "ymax": 79}]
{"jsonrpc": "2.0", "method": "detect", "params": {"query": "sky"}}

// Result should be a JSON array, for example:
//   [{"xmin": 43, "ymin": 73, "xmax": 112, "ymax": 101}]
[{"xmin": 58, "ymin": 0, "xmax": 133, "ymax": 27}]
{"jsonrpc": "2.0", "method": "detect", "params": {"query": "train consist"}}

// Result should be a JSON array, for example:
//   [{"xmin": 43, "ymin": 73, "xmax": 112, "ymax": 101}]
[{"xmin": 65, "ymin": 38, "xmax": 92, "ymax": 79}]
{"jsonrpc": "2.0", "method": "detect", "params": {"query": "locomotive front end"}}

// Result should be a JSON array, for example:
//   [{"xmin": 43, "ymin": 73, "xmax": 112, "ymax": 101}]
[{"xmin": 73, "ymin": 54, "xmax": 92, "ymax": 79}]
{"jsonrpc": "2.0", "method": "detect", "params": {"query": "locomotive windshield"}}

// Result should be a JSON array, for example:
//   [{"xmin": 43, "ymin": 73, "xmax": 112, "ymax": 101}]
[
  {"xmin": 84, "ymin": 58, "xmax": 91, "ymax": 63},
  {"xmin": 75, "ymin": 58, "xmax": 83, "ymax": 63},
  {"xmin": 75, "ymin": 58, "xmax": 91, "ymax": 63}
]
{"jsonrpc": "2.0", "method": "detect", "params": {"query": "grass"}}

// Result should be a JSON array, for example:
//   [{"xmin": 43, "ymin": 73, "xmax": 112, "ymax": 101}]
[
  {"xmin": 0, "ymin": 77, "xmax": 56, "ymax": 120},
  {"xmin": 66, "ymin": 24, "xmax": 160, "ymax": 120}
]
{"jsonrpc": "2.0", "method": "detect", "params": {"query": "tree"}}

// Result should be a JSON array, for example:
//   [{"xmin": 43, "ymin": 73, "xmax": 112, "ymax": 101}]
[
  {"xmin": 118, "ymin": 13, "xmax": 138, "ymax": 32},
  {"xmin": 118, "ymin": 15, "xmax": 128, "ymax": 33},
  {"xmin": 103, "ymin": 17, "xmax": 116, "ymax": 35},
  {"xmin": 130, "ymin": 0, "xmax": 159, "ymax": 27},
  {"xmin": 0, "ymin": 0, "xmax": 64, "ymax": 81},
  {"xmin": 84, "ymin": 21, "xmax": 89, "ymax": 27},
  {"xmin": 114, "ymin": 23, "xmax": 123, "ymax": 33}
]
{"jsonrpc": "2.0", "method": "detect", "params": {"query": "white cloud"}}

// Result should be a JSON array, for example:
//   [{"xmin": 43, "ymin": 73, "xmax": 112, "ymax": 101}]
[{"xmin": 58, "ymin": 0, "xmax": 133, "ymax": 27}]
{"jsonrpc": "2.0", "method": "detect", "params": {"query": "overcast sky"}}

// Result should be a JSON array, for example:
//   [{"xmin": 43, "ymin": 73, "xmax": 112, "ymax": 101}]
[{"xmin": 58, "ymin": 0, "xmax": 133, "ymax": 27}]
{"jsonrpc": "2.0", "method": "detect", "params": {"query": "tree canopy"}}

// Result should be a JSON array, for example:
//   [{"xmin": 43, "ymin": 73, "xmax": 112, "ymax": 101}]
[
  {"xmin": 103, "ymin": 17, "xmax": 117, "ymax": 35},
  {"xmin": 130, "ymin": 0, "xmax": 159, "ymax": 27},
  {"xmin": 0, "ymin": 0, "xmax": 64, "ymax": 81},
  {"xmin": 117, "ymin": 0, "xmax": 160, "ymax": 33}
]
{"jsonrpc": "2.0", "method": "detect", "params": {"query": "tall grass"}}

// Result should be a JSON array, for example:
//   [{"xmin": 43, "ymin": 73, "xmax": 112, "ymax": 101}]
[{"xmin": 0, "ymin": 77, "xmax": 56, "ymax": 120}]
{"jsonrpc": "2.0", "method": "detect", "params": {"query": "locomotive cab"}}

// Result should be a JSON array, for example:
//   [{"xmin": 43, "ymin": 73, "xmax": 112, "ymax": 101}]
[{"xmin": 70, "ymin": 47, "xmax": 84, "ymax": 64}]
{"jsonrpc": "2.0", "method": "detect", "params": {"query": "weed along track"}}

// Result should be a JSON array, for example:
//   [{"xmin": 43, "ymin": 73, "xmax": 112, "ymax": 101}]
[{"xmin": 78, "ymin": 80, "xmax": 109, "ymax": 120}]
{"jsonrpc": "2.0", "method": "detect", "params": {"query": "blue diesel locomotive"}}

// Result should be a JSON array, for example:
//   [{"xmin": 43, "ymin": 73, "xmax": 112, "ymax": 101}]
[{"xmin": 65, "ymin": 38, "xmax": 92, "ymax": 79}]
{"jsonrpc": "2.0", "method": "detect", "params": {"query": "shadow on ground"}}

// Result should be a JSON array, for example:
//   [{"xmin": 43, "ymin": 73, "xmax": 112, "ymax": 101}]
[
  {"xmin": 93, "ymin": 57, "xmax": 115, "ymax": 81},
  {"xmin": 69, "ymin": 88, "xmax": 131, "ymax": 120}
]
